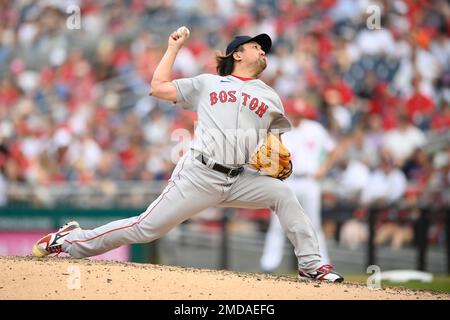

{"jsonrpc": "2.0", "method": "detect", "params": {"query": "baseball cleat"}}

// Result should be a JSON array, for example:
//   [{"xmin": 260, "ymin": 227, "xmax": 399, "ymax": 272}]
[
  {"xmin": 32, "ymin": 221, "xmax": 81, "ymax": 258},
  {"xmin": 298, "ymin": 264, "xmax": 344, "ymax": 283}
]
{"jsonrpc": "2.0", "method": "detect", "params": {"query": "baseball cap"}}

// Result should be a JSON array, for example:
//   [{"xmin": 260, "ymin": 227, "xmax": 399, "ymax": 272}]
[
  {"xmin": 226, "ymin": 34, "xmax": 272, "ymax": 56},
  {"xmin": 285, "ymin": 99, "xmax": 318, "ymax": 120}
]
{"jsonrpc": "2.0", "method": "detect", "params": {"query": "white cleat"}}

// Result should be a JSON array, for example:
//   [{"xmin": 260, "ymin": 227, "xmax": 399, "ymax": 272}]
[
  {"xmin": 32, "ymin": 221, "xmax": 81, "ymax": 258},
  {"xmin": 298, "ymin": 264, "xmax": 344, "ymax": 283}
]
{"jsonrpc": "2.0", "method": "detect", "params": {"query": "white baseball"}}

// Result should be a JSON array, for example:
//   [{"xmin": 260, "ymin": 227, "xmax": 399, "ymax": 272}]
[{"xmin": 176, "ymin": 26, "xmax": 190, "ymax": 37}]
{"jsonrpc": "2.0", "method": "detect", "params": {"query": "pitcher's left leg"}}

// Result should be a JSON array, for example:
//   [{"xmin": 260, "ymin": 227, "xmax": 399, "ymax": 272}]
[
  {"xmin": 221, "ymin": 170, "xmax": 343, "ymax": 282},
  {"xmin": 221, "ymin": 171, "xmax": 321, "ymax": 272},
  {"xmin": 294, "ymin": 179, "xmax": 330, "ymax": 264}
]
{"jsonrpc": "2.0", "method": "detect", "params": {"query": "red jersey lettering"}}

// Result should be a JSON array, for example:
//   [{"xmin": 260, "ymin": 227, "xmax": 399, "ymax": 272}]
[
  {"xmin": 228, "ymin": 91, "xmax": 237, "ymax": 102},
  {"xmin": 210, "ymin": 90, "xmax": 268, "ymax": 118},
  {"xmin": 249, "ymin": 98, "xmax": 259, "ymax": 111},
  {"xmin": 210, "ymin": 92, "xmax": 218, "ymax": 105},
  {"xmin": 219, "ymin": 90, "xmax": 227, "ymax": 103},
  {"xmin": 255, "ymin": 102, "xmax": 269, "ymax": 118},
  {"xmin": 241, "ymin": 93, "xmax": 251, "ymax": 106}
]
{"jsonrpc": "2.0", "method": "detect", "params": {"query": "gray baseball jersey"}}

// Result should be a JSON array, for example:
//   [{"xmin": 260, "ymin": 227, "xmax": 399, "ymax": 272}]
[
  {"xmin": 62, "ymin": 73, "xmax": 323, "ymax": 273},
  {"xmin": 173, "ymin": 74, "xmax": 291, "ymax": 165}
]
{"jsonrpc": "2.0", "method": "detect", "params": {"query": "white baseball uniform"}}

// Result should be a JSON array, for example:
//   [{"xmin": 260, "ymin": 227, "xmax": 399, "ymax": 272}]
[
  {"xmin": 261, "ymin": 119, "xmax": 335, "ymax": 271},
  {"xmin": 62, "ymin": 74, "xmax": 323, "ymax": 272}
]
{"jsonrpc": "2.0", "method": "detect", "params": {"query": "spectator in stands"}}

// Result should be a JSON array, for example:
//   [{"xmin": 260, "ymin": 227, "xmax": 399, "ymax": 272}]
[
  {"xmin": 323, "ymin": 89, "xmax": 352, "ymax": 137},
  {"xmin": 431, "ymin": 101, "xmax": 450, "ymax": 132},
  {"xmin": 343, "ymin": 125, "xmax": 376, "ymax": 168},
  {"xmin": 340, "ymin": 149, "xmax": 408, "ymax": 250},
  {"xmin": 402, "ymin": 147, "xmax": 432, "ymax": 188},
  {"xmin": 360, "ymin": 149, "xmax": 407, "ymax": 206},
  {"xmin": 405, "ymin": 76, "xmax": 435, "ymax": 129},
  {"xmin": 364, "ymin": 149, "xmax": 411, "ymax": 249},
  {"xmin": 323, "ymin": 128, "xmax": 371, "ymax": 249},
  {"xmin": 382, "ymin": 113, "xmax": 427, "ymax": 167},
  {"xmin": 364, "ymin": 114, "xmax": 384, "ymax": 168}
]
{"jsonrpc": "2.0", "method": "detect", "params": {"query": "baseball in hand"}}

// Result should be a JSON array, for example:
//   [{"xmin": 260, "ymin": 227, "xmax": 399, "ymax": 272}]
[{"xmin": 176, "ymin": 26, "xmax": 190, "ymax": 38}]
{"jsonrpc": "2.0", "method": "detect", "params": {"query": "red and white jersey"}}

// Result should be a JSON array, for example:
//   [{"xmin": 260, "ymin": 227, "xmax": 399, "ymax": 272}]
[{"xmin": 282, "ymin": 119, "xmax": 335, "ymax": 176}]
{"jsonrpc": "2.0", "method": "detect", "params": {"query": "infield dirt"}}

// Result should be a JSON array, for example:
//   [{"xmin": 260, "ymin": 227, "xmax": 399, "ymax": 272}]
[{"xmin": 0, "ymin": 256, "xmax": 448, "ymax": 300}]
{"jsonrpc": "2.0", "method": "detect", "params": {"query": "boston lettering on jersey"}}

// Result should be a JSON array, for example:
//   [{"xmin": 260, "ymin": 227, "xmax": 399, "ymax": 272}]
[{"xmin": 209, "ymin": 90, "xmax": 269, "ymax": 118}]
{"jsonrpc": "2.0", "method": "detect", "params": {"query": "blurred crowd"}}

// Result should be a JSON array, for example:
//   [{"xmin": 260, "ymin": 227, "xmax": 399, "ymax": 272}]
[{"xmin": 0, "ymin": 0, "xmax": 449, "ymax": 248}]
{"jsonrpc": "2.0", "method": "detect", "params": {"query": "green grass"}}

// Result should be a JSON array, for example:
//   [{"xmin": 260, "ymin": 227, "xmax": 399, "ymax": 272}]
[{"xmin": 344, "ymin": 274, "xmax": 450, "ymax": 293}]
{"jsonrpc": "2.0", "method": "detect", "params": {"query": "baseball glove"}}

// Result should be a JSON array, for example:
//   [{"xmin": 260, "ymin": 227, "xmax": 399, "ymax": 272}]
[{"xmin": 249, "ymin": 132, "xmax": 293, "ymax": 180}]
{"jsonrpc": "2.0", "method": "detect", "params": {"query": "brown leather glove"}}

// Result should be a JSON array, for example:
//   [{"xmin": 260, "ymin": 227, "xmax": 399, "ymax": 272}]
[{"xmin": 249, "ymin": 133, "xmax": 293, "ymax": 180}]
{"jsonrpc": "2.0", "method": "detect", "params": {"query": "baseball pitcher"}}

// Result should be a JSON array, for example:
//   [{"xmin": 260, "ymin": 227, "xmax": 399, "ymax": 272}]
[{"xmin": 32, "ymin": 27, "xmax": 343, "ymax": 283}]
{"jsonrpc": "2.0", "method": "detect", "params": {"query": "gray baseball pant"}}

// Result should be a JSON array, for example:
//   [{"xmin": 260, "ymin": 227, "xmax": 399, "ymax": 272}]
[{"xmin": 63, "ymin": 152, "xmax": 322, "ymax": 272}]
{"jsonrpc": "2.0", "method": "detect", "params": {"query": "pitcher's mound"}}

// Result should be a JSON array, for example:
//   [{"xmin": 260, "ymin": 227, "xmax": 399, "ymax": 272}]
[{"xmin": 0, "ymin": 256, "xmax": 447, "ymax": 300}]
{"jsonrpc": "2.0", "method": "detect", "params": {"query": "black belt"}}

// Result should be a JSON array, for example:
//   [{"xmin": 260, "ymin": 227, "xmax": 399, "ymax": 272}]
[{"xmin": 196, "ymin": 154, "xmax": 244, "ymax": 177}]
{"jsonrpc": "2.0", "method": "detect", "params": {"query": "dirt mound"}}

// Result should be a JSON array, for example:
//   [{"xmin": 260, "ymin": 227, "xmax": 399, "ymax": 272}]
[{"xmin": 0, "ymin": 256, "xmax": 447, "ymax": 300}]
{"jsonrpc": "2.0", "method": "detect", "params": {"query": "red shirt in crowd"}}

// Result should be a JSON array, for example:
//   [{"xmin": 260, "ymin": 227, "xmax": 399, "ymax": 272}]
[
  {"xmin": 431, "ymin": 107, "xmax": 450, "ymax": 131},
  {"xmin": 324, "ymin": 80, "xmax": 354, "ymax": 106},
  {"xmin": 405, "ymin": 92, "xmax": 434, "ymax": 120}
]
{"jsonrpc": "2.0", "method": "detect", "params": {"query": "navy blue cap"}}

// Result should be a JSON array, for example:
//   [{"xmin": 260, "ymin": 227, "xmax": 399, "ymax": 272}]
[{"xmin": 225, "ymin": 34, "xmax": 272, "ymax": 56}]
